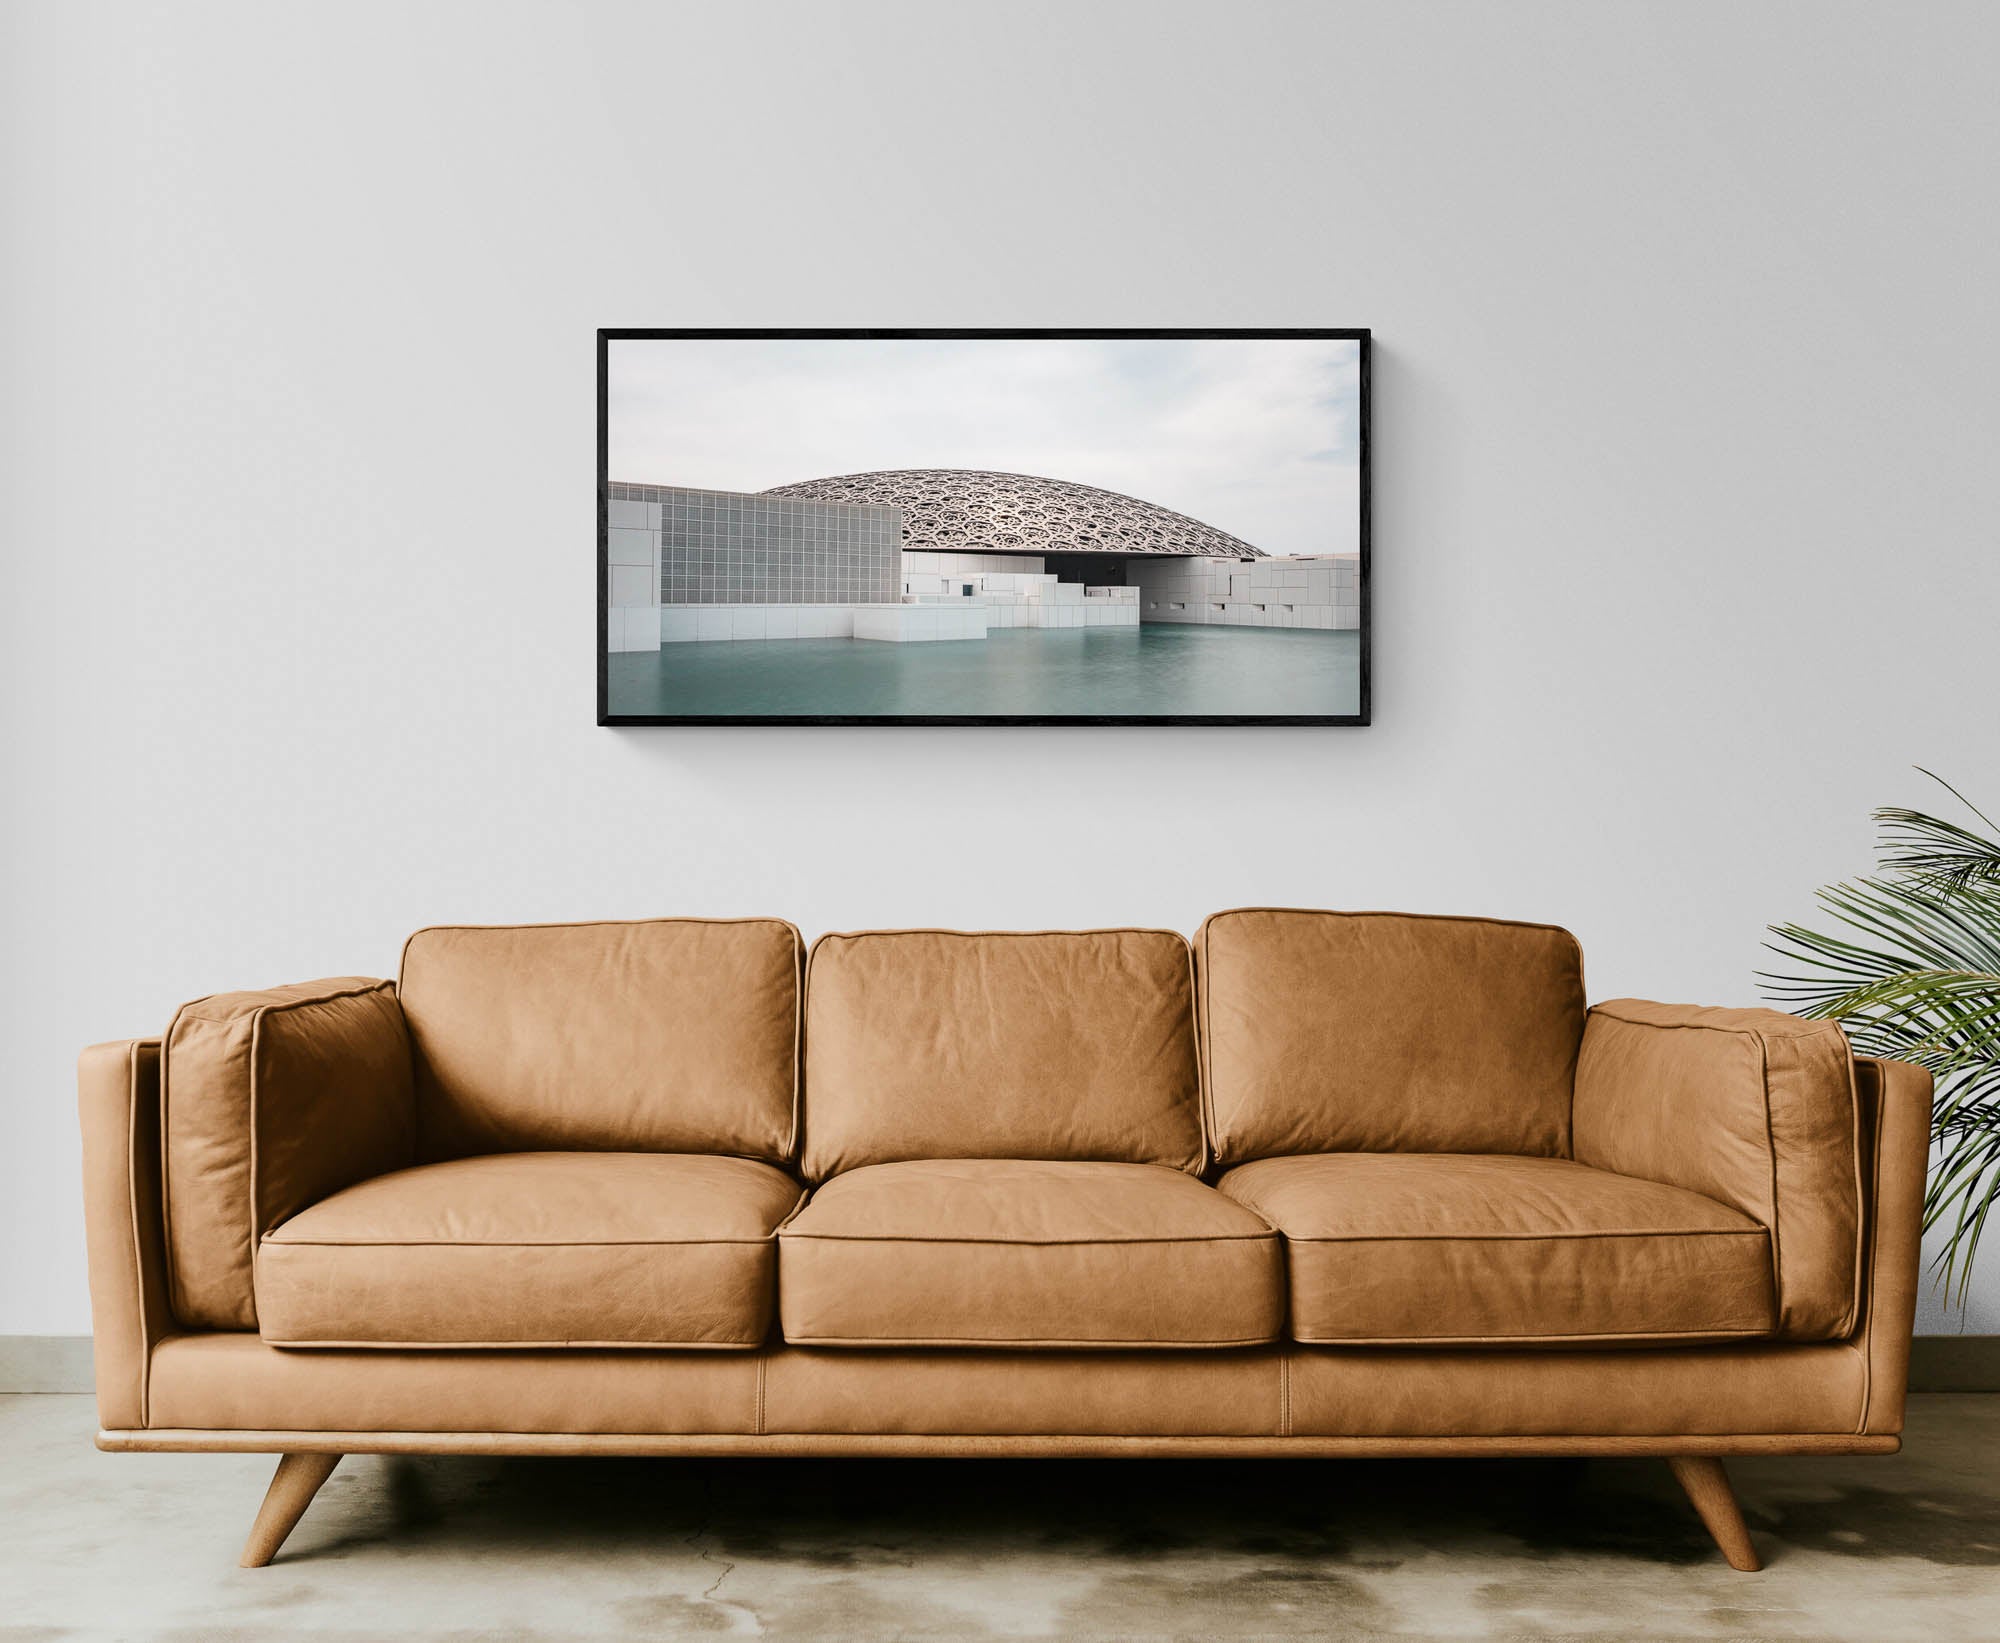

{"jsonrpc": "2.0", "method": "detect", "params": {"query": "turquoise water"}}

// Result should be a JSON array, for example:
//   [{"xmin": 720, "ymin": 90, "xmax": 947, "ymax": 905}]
[{"xmin": 608, "ymin": 624, "xmax": 1361, "ymax": 719}]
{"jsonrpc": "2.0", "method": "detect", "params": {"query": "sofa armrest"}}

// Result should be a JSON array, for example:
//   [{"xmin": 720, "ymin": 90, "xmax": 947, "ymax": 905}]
[
  {"xmin": 78, "ymin": 1039, "xmax": 170, "ymax": 1431},
  {"xmin": 1572, "ymin": 998, "xmax": 1864, "ymax": 1339},
  {"xmin": 162, "ymin": 978, "xmax": 415, "ymax": 1331},
  {"xmin": 1852, "ymin": 1054, "xmax": 1934, "ymax": 1434}
]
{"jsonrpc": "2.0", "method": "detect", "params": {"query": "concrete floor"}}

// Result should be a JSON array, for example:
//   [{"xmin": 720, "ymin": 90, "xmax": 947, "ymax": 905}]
[{"xmin": 3, "ymin": 1395, "xmax": 1997, "ymax": 1641}]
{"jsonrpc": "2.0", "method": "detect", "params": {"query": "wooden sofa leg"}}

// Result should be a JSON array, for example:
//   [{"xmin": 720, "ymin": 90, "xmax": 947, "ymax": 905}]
[
  {"xmin": 240, "ymin": 1452, "xmax": 342, "ymax": 1568},
  {"xmin": 1666, "ymin": 1456, "xmax": 1762, "ymax": 1571}
]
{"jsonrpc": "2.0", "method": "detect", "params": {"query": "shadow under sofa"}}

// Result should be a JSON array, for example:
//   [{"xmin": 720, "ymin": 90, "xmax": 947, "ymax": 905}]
[{"xmin": 78, "ymin": 911, "xmax": 1932, "ymax": 1572}]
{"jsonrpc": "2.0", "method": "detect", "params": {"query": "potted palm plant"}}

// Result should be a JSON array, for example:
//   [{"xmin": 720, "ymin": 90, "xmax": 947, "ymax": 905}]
[{"xmin": 1763, "ymin": 772, "xmax": 2000, "ymax": 1302}]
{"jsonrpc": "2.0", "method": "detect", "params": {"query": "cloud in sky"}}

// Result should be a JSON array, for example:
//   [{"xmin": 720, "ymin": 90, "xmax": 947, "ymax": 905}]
[{"xmin": 608, "ymin": 337, "xmax": 1361, "ymax": 556}]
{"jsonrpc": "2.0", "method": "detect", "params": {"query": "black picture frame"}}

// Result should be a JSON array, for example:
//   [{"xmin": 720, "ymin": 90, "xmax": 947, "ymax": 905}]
[{"xmin": 598, "ymin": 328, "xmax": 1370, "ymax": 726}]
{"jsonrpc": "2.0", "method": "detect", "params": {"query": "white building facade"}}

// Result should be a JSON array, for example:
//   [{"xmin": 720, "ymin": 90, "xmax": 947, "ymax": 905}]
[
  {"xmin": 606, "ymin": 473, "xmax": 1352, "ymax": 648},
  {"xmin": 1126, "ymin": 555, "xmax": 1361, "ymax": 631}
]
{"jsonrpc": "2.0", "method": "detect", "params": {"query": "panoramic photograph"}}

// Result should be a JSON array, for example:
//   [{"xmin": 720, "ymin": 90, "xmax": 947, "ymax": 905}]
[{"xmin": 599, "ymin": 330, "xmax": 1368, "ymax": 723}]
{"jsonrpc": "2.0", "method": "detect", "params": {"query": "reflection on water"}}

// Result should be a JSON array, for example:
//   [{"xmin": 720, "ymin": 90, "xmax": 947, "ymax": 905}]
[{"xmin": 608, "ymin": 625, "xmax": 1361, "ymax": 718}]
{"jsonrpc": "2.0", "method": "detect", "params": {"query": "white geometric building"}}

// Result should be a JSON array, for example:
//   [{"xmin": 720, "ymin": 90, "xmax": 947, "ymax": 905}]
[
  {"xmin": 900, "ymin": 552, "xmax": 1138, "ymax": 631},
  {"xmin": 1126, "ymin": 554, "xmax": 1361, "ymax": 631},
  {"xmin": 608, "ymin": 469, "xmax": 1350, "ymax": 647}
]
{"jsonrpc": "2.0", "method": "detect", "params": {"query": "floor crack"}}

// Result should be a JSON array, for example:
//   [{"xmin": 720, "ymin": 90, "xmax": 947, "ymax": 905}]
[{"xmin": 683, "ymin": 1462, "xmax": 740, "ymax": 1608}]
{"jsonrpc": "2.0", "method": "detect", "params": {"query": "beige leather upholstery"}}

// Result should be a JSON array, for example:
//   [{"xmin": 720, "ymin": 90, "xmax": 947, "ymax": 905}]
[
  {"xmin": 140, "ymin": 1336, "xmax": 1874, "ymax": 1441},
  {"xmin": 1197, "ymin": 909, "xmax": 1586, "ymax": 1163},
  {"xmin": 801, "ymin": 929, "xmax": 1204, "ymax": 1181},
  {"xmin": 145, "ymin": 1336, "xmax": 1290, "ymax": 1438},
  {"xmin": 132, "ymin": 1075, "xmax": 1934, "ymax": 1440},
  {"xmin": 257, "ymin": 1153, "xmax": 801, "ymax": 1348},
  {"xmin": 148, "ymin": 1332, "xmax": 762, "ymax": 1434},
  {"xmin": 779, "ymin": 1159, "xmax": 1282, "ymax": 1347},
  {"xmin": 1852, "ymin": 1055, "xmax": 1934, "ymax": 1432},
  {"xmin": 1221, "ymin": 1153, "xmax": 1774, "ymax": 1345},
  {"xmin": 162, "ymin": 980, "xmax": 413, "ymax": 1330},
  {"xmin": 1284, "ymin": 1341, "xmax": 1869, "ymax": 1437},
  {"xmin": 400, "ymin": 919, "xmax": 801, "ymax": 1161},
  {"xmin": 1573, "ymin": 1000, "xmax": 1864, "ymax": 1340},
  {"xmin": 74, "ymin": 914, "xmax": 1934, "ymax": 1466},
  {"xmin": 764, "ymin": 1346, "xmax": 1283, "ymax": 1435},
  {"xmin": 78, "ymin": 1039, "xmax": 170, "ymax": 1431}
]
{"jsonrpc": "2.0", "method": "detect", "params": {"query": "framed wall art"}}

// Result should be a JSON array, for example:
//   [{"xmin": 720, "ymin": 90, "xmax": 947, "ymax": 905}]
[{"xmin": 599, "ymin": 328, "xmax": 1369, "ymax": 725}]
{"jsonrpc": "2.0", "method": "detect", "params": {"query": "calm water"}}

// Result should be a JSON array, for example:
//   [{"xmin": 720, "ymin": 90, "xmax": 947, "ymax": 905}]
[{"xmin": 608, "ymin": 624, "xmax": 1361, "ymax": 718}]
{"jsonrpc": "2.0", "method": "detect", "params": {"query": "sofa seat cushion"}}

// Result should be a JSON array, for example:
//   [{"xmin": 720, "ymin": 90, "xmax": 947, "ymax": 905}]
[
  {"xmin": 1219, "ymin": 1153, "xmax": 1776, "ymax": 1347},
  {"xmin": 778, "ymin": 1159, "xmax": 1284, "ymax": 1349},
  {"xmin": 257, "ymin": 1152, "xmax": 802, "ymax": 1349}
]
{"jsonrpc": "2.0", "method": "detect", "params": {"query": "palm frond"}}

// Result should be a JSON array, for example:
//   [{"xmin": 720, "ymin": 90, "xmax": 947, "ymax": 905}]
[
  {"xmin": 1810, "ymin": 970, "xmax": 2000, "ymax": 1059},
  {"xmin": 1762, "ymin": 771, "xmax": 2000, "ymax": 1304},
  {"xmin": 1877, "ymin": 812, "xmax": 2000, "ymax": 890},
  {"xmin": 1763, "ymin": 880, "xmax": 2000, "ymax": 997},
  {"xmin": 1874, "ymin": 769, "xmax": 2000, "ymax": 890}
]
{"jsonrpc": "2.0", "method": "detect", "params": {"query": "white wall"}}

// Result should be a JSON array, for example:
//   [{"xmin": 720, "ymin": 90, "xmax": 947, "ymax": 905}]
[{"xmin": 4, "ymin": 1, "xmax": 1996, "ymax": 1338}]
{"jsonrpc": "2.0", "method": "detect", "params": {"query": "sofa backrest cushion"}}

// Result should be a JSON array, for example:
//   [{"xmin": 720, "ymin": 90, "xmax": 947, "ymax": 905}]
[
  {"xmin": 1196, "ymin": 908, "xmax": 1587, "ymax": 1163},
  {"xmin": 1573, "ymin": 1000, "xmax": 1862, "ymax": 1339},
  {"xmin": 162, "ymin": 978, "xmax": 414, "ymax": 1331},
  {"xmin": 801, "ymin": 928, "xmax": 1205, "ymax": 1182},
  {"xmin": 400, "ymin": 918, "xmax": 801, "ymax": 1161}
]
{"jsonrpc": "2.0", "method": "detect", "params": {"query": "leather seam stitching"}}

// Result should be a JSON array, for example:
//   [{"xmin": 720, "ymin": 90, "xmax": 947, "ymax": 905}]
[
  {"xmin": 1203, "ymin": 906, "xmax": 1581, "ymax": 938},
  {"xmin": 813, "ymin": 925, "xmax": 1192, "ymax": 943},
  {"xmin": 263, "ymin": 1237, "xmax": 787, "ymax": 1248},
  {"xmin": 787, "ymin": 926, "xmax": 805, "ymax": 1165},
  {"xmin": 125, "ymin": 1041, "xmax": 151, "ymax": 1428},
  {"xmin": 1858, "ymin": 1061, "xmax": 1891, "ymax": 1434},
  {"xmin": 110, "ymin": 1428, "xmax": 1889, "ymax": 1447},
  {"xmin": 1268, "ymin": 1228, "xmax": 1770, "ymax": 1244},
  {"xmin": 157, "ymin": 1008, "xmax": 188, "ymax": 1326},
  {"xmin": 1196, "ymin": 918, "xmax": 1222, "ymax": 1168},
  {"xmin": 1758, "ymin": 1033, "xmax": 1785, "ymax": 1329},
  {"xmin": 247, "ymin": 1011, "xmax": 265, "ymax": 1334},
  {"xmin": 1837, "ymin": 1052, "xmax": 1867, "ymax": 1341},
  {"xmin": 777, "ymin": 1233, "xmax": 1281, "ymax": 1246},
  {"xmin": 170, "ymin": 979, "xmax": 396, "ymax": 1030},
  {"xmin": 402, "ymin": 914, "xmax": 797, "ymax": 948},
  {"xmin": 779, "ymin": 1334, "xmax": 1281, "ymax": 1348},
  {"xmin": 1289, "ymin": 1327, "xmax": 1771, "ymax": 1344},
  {"xmin": 1182, "ymin": 938, "xmax": 1207, "ymax": 1175},
  {"xmin": 259, "ymin": 1337, "xmax": 767, "ymax": 1350},
  {"xmin": 1588, "ymin": 1004, "xmax": 1842, "ymax": 1043}
]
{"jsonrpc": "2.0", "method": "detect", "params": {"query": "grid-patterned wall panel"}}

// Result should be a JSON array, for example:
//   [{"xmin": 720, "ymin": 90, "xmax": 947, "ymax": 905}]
[
  {"xmin": 609, "ymin": 482, "xmax": 901, "ymax": 606},
  {"xmin": 764, "ymin": 469, "xmax": 1266, "ymax": 559}
]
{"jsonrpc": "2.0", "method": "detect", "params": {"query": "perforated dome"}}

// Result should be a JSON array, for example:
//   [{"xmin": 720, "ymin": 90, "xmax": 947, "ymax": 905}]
[{"xmin": 762, "ymin": 469, "xmax": 1264, "ymax": 558}]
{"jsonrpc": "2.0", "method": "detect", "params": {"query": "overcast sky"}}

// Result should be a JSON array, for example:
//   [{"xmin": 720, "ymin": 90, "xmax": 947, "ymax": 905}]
[{"xmin": 607, "ymin": 337, "xmax": 1361, "ymax": 557}]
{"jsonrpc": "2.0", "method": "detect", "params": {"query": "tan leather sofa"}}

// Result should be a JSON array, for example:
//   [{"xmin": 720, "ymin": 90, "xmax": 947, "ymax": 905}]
[{"xmin": 78, "ymin": 911, "xmax": 1932, "ymax": 1571}]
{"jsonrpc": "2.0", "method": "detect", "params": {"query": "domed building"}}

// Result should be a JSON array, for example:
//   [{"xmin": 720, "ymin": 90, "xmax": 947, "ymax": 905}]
[
  {"xmin": 605, "ymin": 466, "xmax": 1355, "ymax": 650},
  {"xmin": 763, "ymin": 469, "xmax": 1266, "ymax": 572},
  {"xmin": 759, "ymin": 468, "xmax": 1358, "ymax": 638}
]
